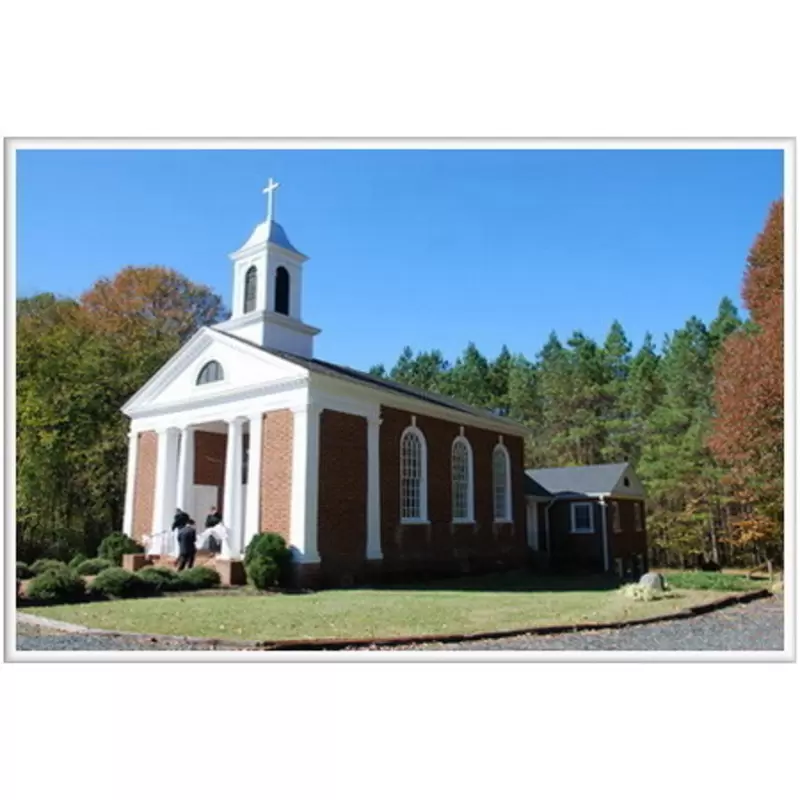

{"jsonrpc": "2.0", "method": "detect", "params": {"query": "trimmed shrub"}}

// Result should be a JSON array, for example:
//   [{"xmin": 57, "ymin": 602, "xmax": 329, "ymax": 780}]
[
  {"xmin": 247, "ymin": 555, "xmax": 279, "ymax": 591},
  {"xmin": 26, "ymin": 569, "xmax": 86, "ymax": 604},
  {"xmin": 17, "ymin": 562, "xmax": 34, "ymax": 580},
  {"xmin": 244, "ymin": 533, "xmax": 292, "ymax": 584},
  {"xmin": 178, "ymin": 566, "xmax": 221, "ymax": 590},
  {"xmin": 138, "ymin": 566, "xmax": 187, "ymax": 593},
  {"xmin": 98, "ymin": 533, "xmax": 144, "ymax": 566},
  {"xmin": 30, "ymin": 558, "xmax": 69, "ymax": 576},
  {"xmin": 76, "ymin": 558, "xmax": 114, "ymax": 576},
  {"xmin": 69, "ymin": 553, "xmax": 89, "ymax": 569},
  {"xmin": 90, "ymin": 567, "xmax": 153, "ymax": 599}
]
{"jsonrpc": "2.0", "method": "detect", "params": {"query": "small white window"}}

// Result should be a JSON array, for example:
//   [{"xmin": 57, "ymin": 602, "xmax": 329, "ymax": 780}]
[
  {"xmin": 492, "ymin": 444, "xmax": 512, "ymax": 521},
  {"xmin": 400, "ymin": 427, "xmax": 427, "ymax": 523},
  {"xmin": 451, "ymin": 437, "xmax": 474, "ymax": 522},
  {"xmin": 612, "ymin": 501, "xmax": 622, "ymax": 533},
  {"xmin": 570, "ymin": 502, "xmax": 594, "ymax": 533},
  {"xmin": 634, "ymin": 502, "xmax": 644, "ymax": 532}
]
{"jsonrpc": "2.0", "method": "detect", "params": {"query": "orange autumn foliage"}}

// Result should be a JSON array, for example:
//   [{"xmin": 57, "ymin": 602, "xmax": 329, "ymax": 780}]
[{"xmin": 709, "ymin": 199, "xmax": 783, "ymax": 554}]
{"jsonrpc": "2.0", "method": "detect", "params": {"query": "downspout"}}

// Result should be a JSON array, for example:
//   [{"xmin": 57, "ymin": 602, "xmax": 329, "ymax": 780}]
[{"xmin": 598, "ymin": 494, "xmax": 610, "ymax": 573}]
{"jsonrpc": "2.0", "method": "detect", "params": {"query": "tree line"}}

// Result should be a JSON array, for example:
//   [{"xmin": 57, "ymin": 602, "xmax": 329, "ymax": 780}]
[
  {"xmin": 17, "ymin": 200, "xmax": 783, "ymax": 569},
  {"xmin": 369, "ymin": 199, "xmax": 784, "ymax": 568}
]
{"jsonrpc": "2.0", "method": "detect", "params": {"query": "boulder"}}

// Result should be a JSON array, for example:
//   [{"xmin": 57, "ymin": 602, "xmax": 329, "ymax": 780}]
[{"xmin": 639, "ymin": 572, "xmax": 666, "ymax": 592}]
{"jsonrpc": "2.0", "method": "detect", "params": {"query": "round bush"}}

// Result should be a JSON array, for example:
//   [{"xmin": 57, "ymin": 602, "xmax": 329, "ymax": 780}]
[
  {"xmin": 98, "ymin": 533, "xmax": 144, "ymax": 566},
  {"xmin": 76, "ymin": 558, "xmax": 114, "ymax": 576},
  {"xmin": 17, "ymin": 561, "xmax": 34, "ymax": 580},
  {"xmin": 30, "ymin": 558, "xmax": 69, "ymax": 576},
  {"xmin": 178, "ymin": 566, "xmax": 221, "ymax": 590},
  {"xmin": 90, "ymin": 567, "xmax": 153, "ymax": 599},
  {"xmin": 137, "ymin": 566, "xmax": 187, "ymax": 593},
  {"xmin": 247, "ymin": 555, "xmax": 279, "ymax": 591},
  {"xmin": 26, "ymin": 569, "xmax": 86, "ymax": 604},
  {"xmin": 244, "ymin": 533, "xmax": 291, "ymax": 585}
]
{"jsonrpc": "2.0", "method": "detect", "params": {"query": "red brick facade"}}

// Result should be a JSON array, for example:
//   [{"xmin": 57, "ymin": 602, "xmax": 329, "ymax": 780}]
[
  {"xmin": 377, "ymin": 405, "xmax": 527, "ymax": 581},
  {"xmin": 132, "ymin": 431, "xmax": 157, "ymax": 543},
  {"xmin": 607, "ymin": 498, "xmax": 648, "ymax": 575},
  {"xmin": 547, "ymin": 497, "xmax": 648, "ymax": 575},
  {"xmin": 316, "ymin": 410, "xmax": 368, "ymax": 585},
  {"xmin": 260, "ymin": 409, "xmax": 293, "ymax": 536}
]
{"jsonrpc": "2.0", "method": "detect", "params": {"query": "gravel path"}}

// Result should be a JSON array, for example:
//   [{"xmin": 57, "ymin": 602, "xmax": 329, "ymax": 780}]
[
  {"xmin": 385, "ymin": 595, "xmax": 785, "ymax": 651},
  {"xmin": 15, "ymin": 596, "xmax": 784, "ymax": 652}
]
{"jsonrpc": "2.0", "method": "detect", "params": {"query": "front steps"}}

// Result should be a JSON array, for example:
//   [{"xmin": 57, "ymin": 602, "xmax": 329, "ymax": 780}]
[{"xmin": 122, "ymin": 550, "xmax": 246, "ymax": 586}]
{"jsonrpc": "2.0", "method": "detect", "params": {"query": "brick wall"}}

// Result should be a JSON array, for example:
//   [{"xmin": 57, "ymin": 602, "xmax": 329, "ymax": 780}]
[
  {"xmin": 548, "ymin": 499, "xmax": 606, "ymax": 571},
  {"xmin": 608, "ymin": 499, "xmax": 648, "ymax": 571},
  {"xmin": 317, "ymin": 409, "xmax": 368, "ymax": 584},
  {"xmin": 378, "ymin": 405, "xmax": 527, "ymax": 578},
  {"xmin": 132, "ymin": 431, "xmax": 157, "ymax": 543},
  {"xmin": 260, "ymin": 409, "xmax": 293, "ymax": 536}
]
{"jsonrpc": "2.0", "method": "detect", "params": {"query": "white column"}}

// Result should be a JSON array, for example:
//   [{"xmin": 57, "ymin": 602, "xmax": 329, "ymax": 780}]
[
  {"xmin": 151, "ymin": 426, "xmax": 180, "ymax": 535},
  {"xmin": 366, "ymin": 413, "xmax": 382, "ymax": 560},
  {"xmin": 244, "ymin": 412, "xmax": 264, "ymax": 551},
  {"xmin": 122, "ymin": 430, "xmax": 139, "ymax": 536},
  {"xmin": 289, "ymin": 401, "xmax": 320, "ymax": 562},
  {"xmin": 175, "ymin": 426, "xmax": 195, "ymax": 518},
  {"xmin": 222, "ymin": 416, "xmax": 245, "ymax": 557}
]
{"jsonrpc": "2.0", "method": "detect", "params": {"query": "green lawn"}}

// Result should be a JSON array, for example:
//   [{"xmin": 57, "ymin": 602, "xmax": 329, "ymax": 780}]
[
  {"xmin": 24, "ymin": 570, "xmax": 752, "ymax": 642},
  {"xmin": 661, "ymin": 571, "xmax": 769, "ymax": 592}
]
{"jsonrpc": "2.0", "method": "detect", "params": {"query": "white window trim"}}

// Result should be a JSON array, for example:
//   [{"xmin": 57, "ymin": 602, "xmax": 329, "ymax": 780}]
[
  {"xmin": 492, "ymin": 443, "xmax": 513, "ymax": 522},
  {"xmin": 196, "ymin": 360, "xmax": 226, "ymax": 386},
  {"xmin": 612, "ymin": 500, "xmax": 622, "ymax": 533},
  {"xmin": 570, "ymin": 501, "xmax": 595, "ymax": 534},
  {"xmin": 634, "ymin": 502, "xmax": 644, "ymax": 532},
  {"xmin": 400, "ymin": 425, "xmax": 429, "ymax": 524},
  {"xmin": 451, "ymin": 435, "xmax": 475, "ymax": 523}
]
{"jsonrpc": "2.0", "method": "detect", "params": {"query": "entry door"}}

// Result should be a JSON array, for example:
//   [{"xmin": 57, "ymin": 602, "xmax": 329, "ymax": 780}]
[
  {"xmin": 192, "ymin": 484, "xmax": 219, "ymax": 528},
  {"xmin": 526, "ymin": 500, "xmax": 539, "ymax": 550}
]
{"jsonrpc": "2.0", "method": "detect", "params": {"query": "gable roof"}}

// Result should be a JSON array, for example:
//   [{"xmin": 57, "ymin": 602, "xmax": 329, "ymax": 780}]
[
  {"xmin": 523, "ymin": 474, "xmax": 553, "ymax": 498},
  {"xmin": 525, "ymin": 462, "xmax": 633, "ymax": 497},
  {"xmin": 213, "ymin": 328, "xmax": 528, "ymax": 433}
]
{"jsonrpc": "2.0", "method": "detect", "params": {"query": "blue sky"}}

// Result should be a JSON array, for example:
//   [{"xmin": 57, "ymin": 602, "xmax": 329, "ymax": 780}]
[{"xmin": 16, "ymin": 148, "xmax": 783, "ymax": 371}]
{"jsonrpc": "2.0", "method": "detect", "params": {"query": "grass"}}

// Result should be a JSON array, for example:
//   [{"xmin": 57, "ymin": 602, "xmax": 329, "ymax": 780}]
[
  {"xmin": 661, "ymin": 571, "xmax": 769, "ymax": 592},
  {"xmin": 23, "ymin": 569, "xmax": 756, "ymax": 642}
]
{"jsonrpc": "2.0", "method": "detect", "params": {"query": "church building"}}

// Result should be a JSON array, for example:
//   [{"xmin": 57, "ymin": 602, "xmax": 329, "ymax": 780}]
[{"xmin": 121, "ymin": 180, "xmax": 531, "ymax": 587}]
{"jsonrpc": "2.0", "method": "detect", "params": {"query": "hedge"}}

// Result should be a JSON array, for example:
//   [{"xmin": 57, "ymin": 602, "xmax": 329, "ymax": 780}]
[{"xmin": 26, "ymin": 569, "xmax": 86, "ymax": 604}]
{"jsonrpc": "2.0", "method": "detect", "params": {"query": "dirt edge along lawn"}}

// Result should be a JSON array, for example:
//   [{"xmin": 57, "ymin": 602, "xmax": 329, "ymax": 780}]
[{"xmin": 20, "ymin": 570, "xmax": 769, "ymax": 643}]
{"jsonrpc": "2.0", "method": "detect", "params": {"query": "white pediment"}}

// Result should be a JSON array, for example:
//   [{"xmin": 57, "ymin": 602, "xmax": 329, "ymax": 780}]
[{"xmin": 122, "ymin": 328, "xmax": 308, "ymax": 417}]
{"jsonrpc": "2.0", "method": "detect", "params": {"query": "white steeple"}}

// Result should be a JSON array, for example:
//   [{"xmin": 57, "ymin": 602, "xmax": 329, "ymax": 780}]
[{"xmin": 214, "ymin": 179, "xmax": 321, "ymax": 358}]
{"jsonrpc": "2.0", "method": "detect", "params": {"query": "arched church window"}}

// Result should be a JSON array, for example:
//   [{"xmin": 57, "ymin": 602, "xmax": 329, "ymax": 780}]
[
  {"xmin": 197, "ymin": 360, "xmax": 224, "ymax": 385},
  {"xmin": 275, "ymin": 266, "xmax": 290, "ymax": 315},
  {"xmin": 243, "ymin": 266, "xmax": 257, "ymax": 314},
  {"xmin": 492, "ymin": 444, "xmax": 512, "ymax": 521},
  {"xmin": 400, "ymin": 426, "xmax": 428, "ymax": 522}
]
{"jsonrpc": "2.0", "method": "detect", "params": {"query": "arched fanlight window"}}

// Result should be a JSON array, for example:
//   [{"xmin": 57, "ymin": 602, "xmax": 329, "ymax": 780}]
[
  {"xmin": 275, "ymin": 266, "xmax": 290, "ymax": 315},
  {"xmin": 492, "ymin": 444, "xmax": 512, "ymax": 521},
  {"xmin": 400, "ymin": 426, "xmax": 427, "ymax": 522},
  {"xmin": 197, "ymin": 360, "xmax": 224, "ymax": 385},
  {"xmin": 451, "ymin": 437, "xmax": 474, "ymax": 522},
  {"xmin": 243, "ymin": 266, "xmax": 257, "ymax": 313}
]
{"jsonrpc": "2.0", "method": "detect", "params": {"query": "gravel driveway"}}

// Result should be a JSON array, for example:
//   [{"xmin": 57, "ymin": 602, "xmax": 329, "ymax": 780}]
[{"xmin": 14, "ymin": 596, "xmax": 785, "ymax": 653}]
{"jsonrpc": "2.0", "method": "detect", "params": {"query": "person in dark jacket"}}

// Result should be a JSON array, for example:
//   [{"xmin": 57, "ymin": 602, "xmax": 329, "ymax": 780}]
[
  {"xmin": 176, "ymin": 519, "xmax": 197, "ymax": 571},
  {"xmin": 172, "ymin": 508, "xmax": 190, "ymax": 532},
  {"xmin": 204, "ymin": 506, "xmax": 222, "ymax": 553}
]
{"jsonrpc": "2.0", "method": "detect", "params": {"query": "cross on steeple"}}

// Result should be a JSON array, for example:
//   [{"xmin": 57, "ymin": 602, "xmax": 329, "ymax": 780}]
[{"xmin": 262, "ymin": 178, "xmax": 280, "ymax": 222}]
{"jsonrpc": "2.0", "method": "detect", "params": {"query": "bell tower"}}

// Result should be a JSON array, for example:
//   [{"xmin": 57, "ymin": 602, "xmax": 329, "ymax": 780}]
[{"xmin": 215, "ymin": 178, "xmax": 321, "ymax": 358}]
